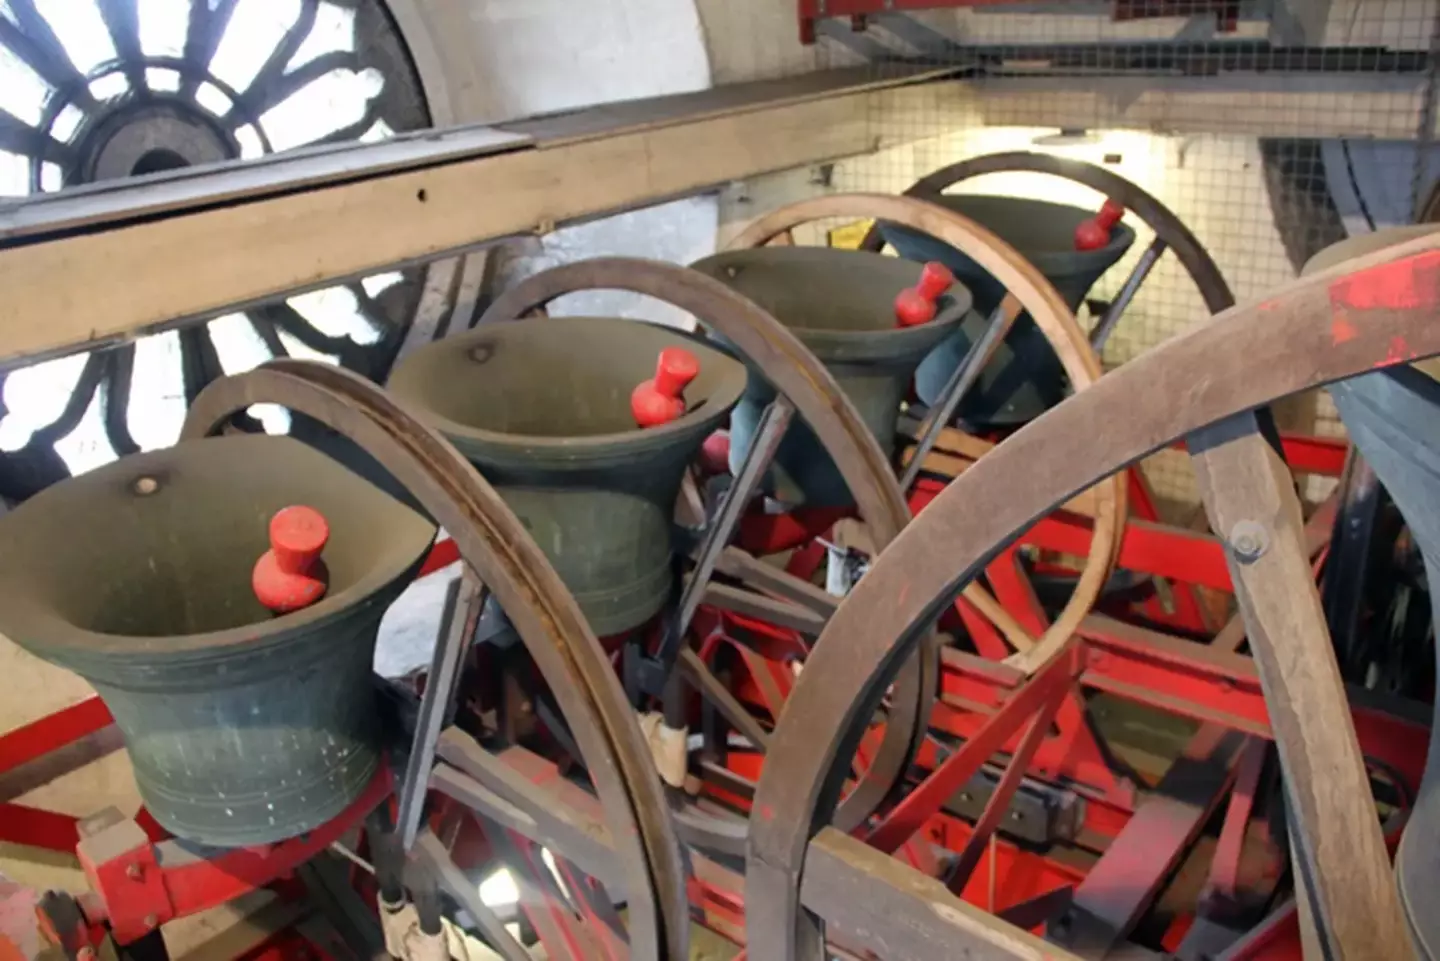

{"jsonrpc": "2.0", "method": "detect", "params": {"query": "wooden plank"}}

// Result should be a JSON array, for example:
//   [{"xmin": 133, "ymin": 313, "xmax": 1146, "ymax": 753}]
[
  {"xmin": 431, "ymin": 733, "xmax": 622, "ymax": 891},
  {"xmin": 800, "ymin": 827, "xmax": 1086, "ymax": 961},
  {"xmin": 700, "ymin": 580, "xmax": 828, "ymax": 636},
  {"xmin": 0, "ymin": 70, "xmax": 971, "ymax": 369},
  {"xmin": 1053, "ymin": 728, "xmax": 1242, "ymax": 955},
  {"xmin": 0, "ymin": 126, "xmax": 532, "ymax": 241},
  {"xmin": 1189, "ymin": 414, "xmax": 1412, "ymax": 960}
]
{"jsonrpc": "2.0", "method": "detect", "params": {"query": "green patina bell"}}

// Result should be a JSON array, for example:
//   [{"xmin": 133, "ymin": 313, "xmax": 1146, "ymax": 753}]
[
  {"xmin": 0, "ymin": 434, "xmax": 434, "ymax": 847},
  {"xmin": 691, "ymin": 247, "xmax": 967, "ymax": 508},
  {"xmin": 880, "ymin": 196, "xmax": 1136, "ymax": 427},
  {"xmin": 389, "ymin": 316, "xmax": 746, "ymax": 637}
]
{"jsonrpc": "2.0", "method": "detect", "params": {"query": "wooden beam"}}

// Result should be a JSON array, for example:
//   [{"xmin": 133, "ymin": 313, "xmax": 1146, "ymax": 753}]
[
  {"xmin": 975, "ymin": 73, "xmax": 1425, "ymax": 139},
  {"xmin": 1189, "ymin": 414, "xmax": 1412, "ymax": 960},
  {"xmin": 801, "ymin": 827, "xmax": 1086, "ymax": 961},
  {"xmin": 0, "ymin": 68, "xmax": 966, "ymax": 369}
]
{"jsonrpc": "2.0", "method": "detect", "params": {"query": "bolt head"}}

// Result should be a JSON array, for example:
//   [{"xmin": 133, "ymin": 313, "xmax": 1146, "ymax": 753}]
[
  {"xmin": 1228, "ymin": 520, "xmax": 1269, "ymax": 563},
  {"xmin": 126, "ymin": 863, "xmax": 142, "ymax": 880},
  {"xmin": 143, "ymin": 914, "xmax": 158, "ymax": 930}
]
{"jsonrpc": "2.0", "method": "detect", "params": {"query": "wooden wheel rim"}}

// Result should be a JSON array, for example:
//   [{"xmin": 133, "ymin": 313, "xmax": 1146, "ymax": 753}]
[
  {"xmin": 477, "ymin": 256, "xmax": 925, "ymax": 833},
  {"xmin": 181, "ymin": 362, "xmax": 688, "ymax": 961},
  {"xmin": 745, "ymin": 231, "xmax": 1440, "ymax": 961},
  {"xmin": 727, "ymin": 192, "xmax": 1126, "ymax": 675}
]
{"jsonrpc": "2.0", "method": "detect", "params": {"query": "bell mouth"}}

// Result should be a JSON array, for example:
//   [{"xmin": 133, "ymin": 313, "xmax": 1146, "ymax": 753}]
[
  {"xmin": 389, "ymin": 316, "xmax": 747, "ymax": 459},
  {"xmin": 690, "ymin": 247, "xmax": 968, "ymax": 364},
  {"xmin": 1303, "ymin": 224, "xmax": 1440, "ymax": 276},
  {"xmin": 909, "ymin": 195, "xmax": 1136, "ymax": 277},
  {"xmin": 0, "ymin": 434, "xmax": 435, "ymax": 664}
]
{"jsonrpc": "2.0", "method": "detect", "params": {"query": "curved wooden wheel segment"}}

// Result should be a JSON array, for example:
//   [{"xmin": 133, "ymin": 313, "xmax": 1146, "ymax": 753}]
[
  {"xmin": 728, "ymin": 192, "xmax": 1127, "ymax": 675},
  {"xmin": 858, "ymin": 150, "xmax": 1238, "ymax": 314},
  {"xmin": 179, "ymin": 362, "xmax": 689, "ymax": 961},
  {"xmin": 746, "ymin": 233, "xmax": 1440, "ymax": 961},
  {"xmin": 478, "ymin": 256, "xmax": 928, "ymax": 832}
]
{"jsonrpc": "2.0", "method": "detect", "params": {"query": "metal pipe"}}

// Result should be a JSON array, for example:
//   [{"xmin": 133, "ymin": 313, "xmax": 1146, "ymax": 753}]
[
  {"xmin": 899, "ymin": 299, "xmax": 1016, "ymax": 494},
  {"xmin": 1089, "ymin": 237, "xmax": 1166, "ymax": 352},
  {"xmin": 661, "ymin": 397, "xmax": 796, "ymax": 665},
  {"xmin": 396, "ymin": 573, "xmax": 488, "ymax": 851}
]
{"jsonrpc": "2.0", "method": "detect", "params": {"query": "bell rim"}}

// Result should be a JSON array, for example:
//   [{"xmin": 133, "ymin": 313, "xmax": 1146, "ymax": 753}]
[
  {"xmin": 0, "ymin": 434, "xmax": 436, "ymax": 665},
  {"xmin": 777, "ymin": 295, "xmax": 969, "ymax": 365},
  {"xmin": 390, "ymin": 316, "xmax": 748, "ymax": 457},
  {"xmin": 691, "ymin": 247, "xmax": 974, "ymax": 347},
  {"xmin": 881, "ymin": 194, "xmax": 1138, "ymax": 276}
]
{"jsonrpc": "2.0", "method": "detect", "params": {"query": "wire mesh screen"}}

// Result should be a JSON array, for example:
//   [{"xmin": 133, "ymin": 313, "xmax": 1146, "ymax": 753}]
[{"xmin": 811, "ymin": 0, "xmax": 1440, "ymax": 514}]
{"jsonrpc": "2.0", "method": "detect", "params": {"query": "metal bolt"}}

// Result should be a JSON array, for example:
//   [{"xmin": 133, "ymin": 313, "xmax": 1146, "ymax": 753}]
[
  {"xmin": 143, "ymin": 914, "xmax": 158, "ymax": 930},
  {"xmin": 133, "ymin": 476, "xmax": 159, "ymax": 496},
  {"xmin": 125, "ymin": 863, "xmax": 143, "ymax": 880},
  {"xmin": 1228, "ymin": 520, "xmax": 1269, "ymax": 563},
  {"xmin": 77, "ymin": 948, "xmax": 96, "ymax": 961}
]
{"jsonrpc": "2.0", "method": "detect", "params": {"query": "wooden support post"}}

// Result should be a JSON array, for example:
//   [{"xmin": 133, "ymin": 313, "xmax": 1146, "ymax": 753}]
[{"xmin": 1189, "ymin": 412, "xmax": 1412, "ymax": 959}]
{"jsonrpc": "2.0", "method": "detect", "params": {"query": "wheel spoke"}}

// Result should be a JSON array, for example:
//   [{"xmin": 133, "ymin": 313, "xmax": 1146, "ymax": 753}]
[
  {"xmin": 0, "ymin": 107, "xmax": 68, "ymax": 165},
  {"xmin": 95, "ymin": 0, "xmax": 144, "ymax": 93},
  {"xmin": 247, "ymin": 313, "xmax": 290, "ymax": 358},
  {"xmin": 664, "ymin": 397, "xmax": 795, "ymax": 665},
  {"xmin": 2, "ymin": 1, "xmax": 85, "ymax": 90},
  {"xmin": 1089, "ymin": 235, "xmax": 1167, "ymax": 351},
  {"xmin": 28, "ymin": 352, "xmax": 102, "ymax": 447},
  {"xmin": 180, "ymin": 0, "xmax": 239, "ymax": 98},
  {"xmin": 309, "ymin": 103, "xmax": 381, "ymax": 148},
  {"xmin": 240, "ymin": 49, "xmax": 354, "ymax": 117},
  {"xmin": 255, "ymin": 300, "xmax": 364, "ymax": 366},
  {"xmin": 99, "ymin": 346, "xmax": 140, "ymax": 457},
  {"xmin": 898, "ymin": 293, "xmax": 1020, "ymax": 494},
  {"xmin": 242, "ymin": 0, "xmax": 318, "ymax": 113},
  {"xmin": 396, "ymin": 573, "xmax": 487, "ymax": 852}
]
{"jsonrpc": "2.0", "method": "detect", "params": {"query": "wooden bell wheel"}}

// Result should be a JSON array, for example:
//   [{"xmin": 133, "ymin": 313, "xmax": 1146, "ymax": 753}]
[
  {"xmin": 725, "ymin": 192, "xmax": 1127, "ymax": 676},
  {"xmin": 474, "ymin": 256, "xmax": 926, "ymax": 835},
  {"xmin": 858, "ymin": 150, "xmax": 1237, "ymax": 318},
  {"xmin": 181, "ymin": 361, "xmax": 691, "ymax": 961},
  {"xmin": 744, "ymin": 233, "xmax": 1440, "ymax": 961}
]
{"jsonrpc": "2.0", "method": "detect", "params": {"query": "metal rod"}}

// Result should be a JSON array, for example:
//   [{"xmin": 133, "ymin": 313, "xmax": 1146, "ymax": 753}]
[
  {"xmin": 898, "ymin": 298, "xmax": 1017, "ymax": 493},
  {"xmin": 415, "ymin": 830, "xmax": 532, "ymax": 961},
  {"xmin": 660, "ymin": 396, "xmax": 795, "ymax": 665},
  {"xmin": 396, "ymin": 571, "xmax": 488, "ymax": 851},
  {"xmin": 1088, "ymin": 237, "xmax": 1166, "ymax": 352}
]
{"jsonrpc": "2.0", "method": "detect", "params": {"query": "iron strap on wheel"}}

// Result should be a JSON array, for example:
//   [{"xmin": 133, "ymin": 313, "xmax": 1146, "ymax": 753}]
[
  {"xmin": 746, "ymin": 233, "xmax": 1440, "ymax": 961},
  {"xmin": 179, "ymin": 360, "xmax": 689, "ymax": 961}
]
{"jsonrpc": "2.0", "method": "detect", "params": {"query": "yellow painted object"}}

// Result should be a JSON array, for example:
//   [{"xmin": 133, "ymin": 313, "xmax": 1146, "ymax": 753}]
[{"xmin": 827, "ymin": 219, "xmax": 875, "ymax": 250}]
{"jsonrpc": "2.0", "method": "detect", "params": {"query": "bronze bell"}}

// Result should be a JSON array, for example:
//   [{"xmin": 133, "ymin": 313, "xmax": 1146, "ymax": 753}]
[
  {"xmin": 0, "ymin": 434, "xmax": 435, "ymax": 847},
  {"xmin": 388, "ymin": 316, "xmax": 746, "ymax": 637},
  {"xmin": 879, "ymin": 195, "xmax": 1136, "ymax": 427},
  {"xmin": 691, "ymin": 247, "xmax": 967, "ymax": 508}
]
